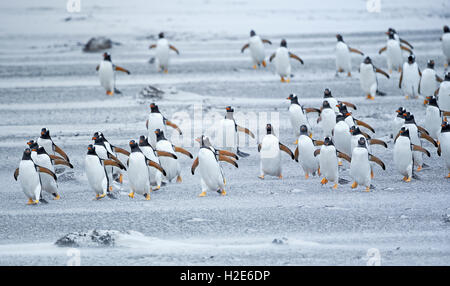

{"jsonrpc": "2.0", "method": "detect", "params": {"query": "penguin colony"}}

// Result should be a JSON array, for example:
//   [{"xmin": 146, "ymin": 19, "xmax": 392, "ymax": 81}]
[{"xmin": 13, "ymin": 26, "xmax": 450, "ymax": 204}]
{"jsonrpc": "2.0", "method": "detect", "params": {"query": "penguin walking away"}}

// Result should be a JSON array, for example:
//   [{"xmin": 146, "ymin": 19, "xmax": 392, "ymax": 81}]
[
  {"xmin": 127, "ymin": 140, "xmax": 167, "ymax": 200},
  {"xmin": 350, "ymin": 137, "xmax": 386, "ymax": 192},
  {"xmin": 241, "ymin": 30, "xmax": 272, "ymax": 69},
  {"xmin": 287, "ymin": 94, "xmax": 320, "ymax": 143},
  {"xmin": 333, "ymin": 114, "xmax": 352, "ymax": 165},
  {"xmin": 14, "ymin": 148, "xmax": 57, "ymax": 205},
  {"xmin": 85, "ymin": 145, "xmax": 125, "ymax": 200},
  {"xmin": 437, "ymin": 72, "xmax": 450, "ymax": 114},
  {"xmin": 379, "ymin": 30, "xmax": 412, "ymax": 73},
  {"xmin": 149, "ymin": 32, "xmax": 179, "ymax": 73},
  {"xmin": 437, "ymin": 121, "xmax": 450, "ymax": 178},
  {"xmin": 424, "ymin": 96, "xmax": 443, "ymax": 141},
  {"xmin": 96, "ymin": 52, "xmax": 130, "ymax": 96},
  {"xmin": 294, "ymin": 125, "xmax": 323, "ymax": 179},
  {"xmin": 392, "ymin": 107, "xmax": 406, "ymax": 138},
  {"xmin": 318, "ymin": 101, "xmax": 336, "ymax": 137},
  {"xmin": 359, "ymin": 56, "xmax": 390, "ymax": 100},
  {"xmin": 441, "ymin": 26, "xmax": 450, "ymax": 68},
  {"xmin": 394, "ymin": 127, "xmax": 430, "ymax": 182},
  {"xmin": 323, "ymin": 88, "xmax": 357, "ymax": 114},
  {"xmin": 269, "ymin": 39, "xmax": 304, "ymax": 83},
  {"xmin": 192, "ymin": 135, "xmax": 238, "ymax": 197},
  {"xmin": 146, "ymin": 103, "xmax": 182, "ymax": 149},
  {"xmin": 155, "ymin": 129, "xmax": 192, "ymax": 183},
  {"xmin": 257, "ymin": 124, "xmax": 294, "ymax": 179},
  {"xmin": 399, "ymin": 54, "xmax": 421, "ymax": 99},
  {"xmin": 420, "ymin": 60, "xmax": 443, "ymax": 99},
  {"xmin": 37, "ymin": 128, "xmax": 70, "ymax": 163},
  {"xmin": 335, "ymin": 34, "xmax": 364, "ymax": 77},
  {"xmin": 315, "ymin": 136, "xmax": 352, "ymax": 189}
]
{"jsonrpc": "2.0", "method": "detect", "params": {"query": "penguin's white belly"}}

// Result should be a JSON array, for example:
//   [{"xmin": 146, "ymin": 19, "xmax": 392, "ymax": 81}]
[
  {"xmin": 393, "ymin": 137, "xmax": 413, "ymax": 177},
  {"xmin": 147, "ymin": 114, "xmax": 165, "ymax": 148},
  {"xmin": 35, "ymin": 154, "xmax": 57, "ymax": 194},
  {"xmin": 156, "ymin": 141, "xmax": 179, "ymax": 181},
  {"xmin": 440, "ymin": 132, "xmax": 450, "ymax": 170},
  {"xmin": 99, "ymin": 61, "xmax": 114, "ymax": 91},
  {"xmin": 94, "ymin": 145, "xmax": 109, "ymax": 160},
  {"xmin": 420, "ymin": 69, "xmax": 438, "ymax": 96},
  {"xmin": 351, "ymin": 134, "xmax": 367, "ymax": 153},
  {"xmin": 128, "ymin": 153, "xmax": 150, "ymax": 194},
  {"xmin": 319, "ymin": 146, "xmax": 338, "ymax": 182},
  {"xmin": 275, "ymin": 48, "xmax": 290, "ymax": 77},
  {"xmin": 297, "ymin": 136, "xmax": 319, "ymax": 174},
  {"xmin": 350, "ymin": 148, "xmax": 371, "ymax": 186},
  {"xmin": 249, "ymin": 36, "xmax": 265, "ymax": 63},
  {"xmin": 289, "ymin": 105, "xmax": 308, "ymax": 137},
  {"xmin": 392, "ymin": 117, "xmax": 404, "ymax": 137},
  {"xmin": 333, "ymin": 122, "xmax": 351, "ymax": 156},
  {"xmin": 85, "ymin": 155, "xmax": 107, "ymax": 195},
  {"xmin": 321, "ymin": 109, "xmax": 336, "ymax": 137},
  {"xmin": 442, "ymin": 34, "xmax": 450, "ymax": 60},
  {"xmin": 37, "ymin": 138, "xmax": 53, "ymax": 156},
  {"xmin": 360, "ymin": 64, "xmax": 376, "ymax": 94},
  {"xmin": 335, "ymin": 42, "xmax": 351, "ymax": 71},
  {"xmin": 425, "ymin": 106, "xmax": 442, "ymax": 140},
  {"xmin": 216, "ymin": 119, "xmax": 236, "ymax": 149},
  {"xmin": 325, "ymin": 98, "xmax": 339, "ymax": 114},
  {"xmin": 156, "ymin": 39, "xmax": 170, "ymax": 68},
  {"xmin": 344, "ymin": 116, "xmax": 355, "ymax": 128},
  {"xmin": 402, "ymin": 63, "xmax": 420, "ymax": 96},
  {"xmin": 386, "ymin": 40, "xmax": 403, "ymax": 69},
  {"xmin": 437, "ymin": 83, "xmax": 450, "ymax": 112},
  {"xmin": 198, "ymin": 149, "xmax": 224, "ymax": 191},
  {"xmin": 18, "ymin": 161, "xmax": 41, "ymax": 200},
  {"xmin": 405, "ymin": 123, "xmax": 422, "ymax": 166},
  {"xmin": 260, "ymin": 135, "xmax": 281, "ymax": 176}
]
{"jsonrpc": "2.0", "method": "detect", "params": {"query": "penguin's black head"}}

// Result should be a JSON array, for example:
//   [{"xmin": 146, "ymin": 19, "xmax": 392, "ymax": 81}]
[
  {"xmin": 405, "ymin": 112, "xmax": 415, "ymax": 123},
  {"xmin": 280, "ymin": 39, "xmax": 287, "ymax": 47},
  {"xmin": 150, "ymin": 103, "xmax": 159, "ymax": 113},
  {"xmin": 226, "ymin": 106, "xmax": 234, "ymax": 113},
  {"xmin": 349, "ymin": 125, "xmax": 359, "ymax": 135},
  {"xmin": 159, "ymin": 32, "xmax": 164, "ymax": 39},
  {"xmin": 336, "ymin": 113, "xmax": 345, "ymax": 122},
  {"xmin": 396, "ymin": 107, "xmax": 405, "ymax": 117},
  {"xmin": 103, "ymin": 52, "xmax": 111, "ymax": 61},
  {"xmin": 408, "ymin": 54, "xmax": 415, "ymax": 64},
  {"xmin": 22, "ymin": 148, "xmax": 32, "ymax": 160},
  {"xmin": 129, "ymin": 140, "xmax": 140, "ymax": 152},
  {"xmin": 37, "ymin": 146, "xmax": 47, "ymax": 155},
  {"xmin": 287, "ymin": 93, "xmax": 299, "ymax": 104},
  {"xmin": 442, "ymin": 121, "xmax": 450, "ymax": 133},
  {"xmin": 426, "ymin": 96, "xmax": 438, "ymax": 107},
  {"xmin": 323, "ymin": 88, "xmax": 332, "ymax": 98},
  {"xmin": 154, "ymin": 129, "xmax": 166, "ymax": 141},
  {"xmin": 364, "ymin": 56, "xmax": 372, "ymax": 64},
  {"xmin": 87, "ymin": 144, "xmax": 96, "ymax": 155},
  {"xmin": 27, "ymin": 140, "xmax": 38, "ymax": 149},
  {"xmin": 427, "ymin": 59, "xmax": 435, "ymax": 69},
  {"xmin": 139, "ymin": 135, "xmax": 150, "ymax": 146},
  {"xmin": 336, "ymin": 34, "xmax": 343, "ymax": 42},
  {"xmin": 388, "ymin": 30, "xmax": 395, "ymax": 39},
  {"xmin": 92, "ymin": 132, "xmax": 106, "ymax": 142},
  {"xmin": 387, "ymin": 28, "xmax": 396, "ymax": 34},
  {"xmin": 444, "ymin": 25, "xmax": 449, "ymax": 33},
  {"xmin": 337, "ymin": 103, "xmax": 349, "ymax": 115},
  {"xmin": 322, "ymin": 101, "xmax": 331, "ymax": 109},
  {"xmin": 445, "ymin": 72, "xmax": 450, "ymax": 81},
  {"xmin": 357, "ymin": 137, "xmax": 366, "ymax": 148},
  {"xmin": 250, "ymin": 30, "xmax": 256, "ymax": 37},
  {"xmin": 40, "ymin": 128, "xmax": 50, "ymax": 139},
  {"xmin": 266, "ymin": 123, "xmax": 272, "ymax": 134},
  {"xmin": 399, "ymin": 127, "xmax": 410, "ymax": 138},
  {"xmin": 324, "ymin": 136, "xmax": 334, "ymax": 146},
  {"xmin": 299, "ymin": 124, "xmax": 308, "ymax": 135}
]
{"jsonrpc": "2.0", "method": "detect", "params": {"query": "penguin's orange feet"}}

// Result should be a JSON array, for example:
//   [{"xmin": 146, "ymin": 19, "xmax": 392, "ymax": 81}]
[
  {"xmin": 176, "ymin": 176, "xmax": 182, "ymax": 183},
  {"xmin": 262, "ymin": 60, "xmax": 267, "ymax": 67},
  {"xmin": 106, "ymin": 90, "xmax": 114, "ymax": 96},
  {"xmin": 304, "ymin": 173, "xmax": 309, "ymax": 179},
  {"xmin": 253, "ymin": 65, "xmax": 257, "ymax": 69},
  {"xmin": 164, "ymin": 69, "xmax": 168, "ymax": 74},
  {"xmin": 98, "ymin": 193, "xmax": 106, "ymax": 199},
  {"xmin": 318, "ymin": 168, "xmax": 321, "ymax": 176},
  {"xmin": 294, "ymin": 139, "xmax": 298, "ymax": 145},
  {"xmin": 27, "ymin": 198, "xmax": 34, "ymax": 205},
  {"xmin": 220, "ymin": 189, "xmax": 226, "ymax": 196},
  {"xmin": 366, "ymin": 94, "xmax": 375, "ymax": 100},
  {"xmin": 309, "ymin": 133, "xmax": 313, "ymax": 138},
  {"xmin": 278, "ymin": 174, "xmax": 283, "ymax": 179},
  {"xmin": 258, "ymin": 175, "xmax": 265, "ymax": 180},
  {"xmin": 320, "ymin": 177, "xmax": 328, "ymax": 185},
  {"xmin": 53, "ymin": 194, "xmax": 60, "ymax": 200},
  {"xmin": 444, "ymin": 117, "xmax": 448, "ymax": 122},
  {"xmin": 402, "ymin": 176, "xmax": 408, "ymax": 181},
  {"xmin": 389, "ymin": 69, "xmax": 392, "ymax": 74},
  {"xmin": 347, "ymin": 72, "xmax": 351, "ymax": 77},
  {"xmin": 108, "ymin": 185, "xmax": 113, "ymax": 192},
  {"xmin": 286, "ymin": 78, "xmax": 291, "ymax": 83},
  {"xmin": 417, "ymin": 166, "xmax": 422, "ymax": 172},
  {"xmin": 155, "ymin": 185, "xmax": 161, "ymax": 190},
  {"xmin": 445, "ymin": 63, "xmax": 448, "ymax": 68},
  {"xmin": 405, "ymin": 95, "xmax": 409, "ymax": 99},
  {"xmin": 365, "ymin": 186, "xmax": 370, "ymax": 192},
  {"xmin": 371, "ymin": 169, "xmax": 374, "ymax": 179},
  {"xmin": 128, "ymin": 192, "xmax": 135, "ymax": 199},
  {"xmin": 398, "ymin": 67, "xmax": 402, "ymax": 73},
  {"xmin": 351, "ymin": 181, "xmax": 358, "ymax": 189},
  {"xmin": 144, "ymin": 193, "xmax": 151, "ymax": 201},
  {"xmin": 333, "ymin": 183, "xmax": 338, "ymax": 189},
  {"xmin": 198, "ymin": 191, "xmax": 206, "ymax": 197},
  {"xmin": 405, "ymin": 177, "xmax": 411, "ymax": 182},
  {"xmin": 447, "ymin": 173, "xmax": 450, "ymax": 178},
  {"xmin": 338, "ymin": 161, "xmax": 343, "ymax": 166},
  {"xmin": 119, "ymin": 174, "xmax": 123, "ymax": 184},
  {"xmin": 338, "ymin": 68, "xmax": 344, "ymax": 73},
  {"xmin": 280, "ymin": 77, "xmax": 286, "ymax": 83}
]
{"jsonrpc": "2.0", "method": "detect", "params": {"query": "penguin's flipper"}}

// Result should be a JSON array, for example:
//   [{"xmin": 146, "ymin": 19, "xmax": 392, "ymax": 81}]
[
  {"xmin": 114, "ymin": 65, "xmax": 130, "ymax": 74},
  {"xmin": 49, "ymin": 154, "xmax": 65, "ymax": 161},
  {"xmin": 156, "ymin": 151, "xmax": 178, "ymax": 159},
  {"xmin": 95, "ymin": 65, "xmax": 99, "ymax": 71},
  {"xmin": 174, "ymin": 146, "xmax": 193, "ymax": 159},
  {"xmin": 191, "ymin": 157, "xmax": 199, "ymax": 175},
  {"xmin": 237, "ymin": 148, "xmax": 250, "ymax": 158},
  {"xmin": 262, "ymin": 39, "xmax": 272, "ymax": 45},
  {"xmin": 114, "ymin": 147, "xmax": 131, "ymax": 157},
  {"xmin": 375, "ymin": 67, "xmax": 390, "ymax": 79},
  {"xmin": 349, "ymin": 47, "xmax": 364, "ymax": 56},
  {"xmin": 313, "ymin": 149, "xmax": 320, "ymax": 157},
  {"xmin": 417, "ymin": 125, "xmax": 430, "ymax": 135},
  {"xmin": 269, "ymin": 53, "xmax": 276, "ymax": 62},
  {"xmin": 218, "ymin": 155, "xmax": 238, "ymax": 168},
  {"xmin": 419, "ymin": 133, "xmax": 438, "ymax": 147},
  {"xmin": 289, "ymin": 52, "xmax": 304, "ymax": 64},
  {"xmin": 400, "ymin": 45, "xmax": 413, "ymax": 54},
  {"xmin": 337, "ymin": 151, "xmax": 351, "ymax": 163},
  {"xmin": 378, "ymin": 46, "xmax": 387, "ymax": 54},
  {"xmin": 149, "ymin": 44, "xmax": 157, "ymax": 49},
  {"xmin": 148, "ymin": 160, "xmax": 166, "ymax": 176},
  {"xmin": 340, "ymin": 101, "xmax": 357, "ymax": 110},
  {"xmin": 304, "ymin": 107, "xmax": 321, "ymax": 113},
  {"xmin": 169, "ymin": 45, "xmax": 180, "ymax": 55},
  {"xmin": 295, "ymin": 147, "xmax": 300, "ymax": 161},
  {"xmin": 399, "ymin": 38, "xmax": 414, "ymax": 49},
  {"xmin": 13, "ymin": 168, "xmax": 19, "ymax": 181},
  {"xmin": 437, "ymin": 144, "xmax": 441, "ymax": 157},
  {"xmin": 361, "ymin": 131, "xmax": 372, "ymax": 140},
  {"xmin": 38, "ymin": 166, "xmax": 57, "ymax": 181},
  {"xmin": 279, "ymin": 143, "xmax": 295, "ymax": 160},
  {"xmin": 313, "ymin": 140, "xmax": 324, "ymax": 146},
  {"xmin": 257, "ymin": 144, "xmax": 261, "ymax": 152},
  {"xmin": 436, "ymin": 75, "xmax": 443, "ymax": 83},
  {"xmin": 54, "ymin": 145, "xmax": 70, "ymax": 163},
  {"xmin": 217, "ymin": 150, "xmax": 239, "ymax": 160},
  {"xmin": 369, "ymin": 139, "xmax": 387, "ymax": 148},
  {"xmin": 236, "ymin": 125, "xmax": 255, "ymax": 138},
  {"xmin": 368, "ymin": 154, "xmax": 386, "ymax": 170},
  {"xmin": 108, "ymin": 155, "xmax": 127, "ymax": 170},
  {"xmin": 165, "ymin": 120, "xmax": 182, "ymax": 135},
  {"xmin": 355, "ymin": 119, "xmax": 375, "ymax": 133},
  {"xmin": 53, "ymin": 159, "xmax": 74, "ymax": 169},
  {"xmin": 241, "ymin": 43, "xmax": 249, "ymax": 53},
  {"xmin": 399, "ymin": 71, "xmax": 403, "ymax": 88},
  {"xmin": 411, "ymin": 144, "xmax": 431, "ymax": 157},
  {"xmin": 104, "ymin": 159, "xmax": 126, "ymax": 170}
]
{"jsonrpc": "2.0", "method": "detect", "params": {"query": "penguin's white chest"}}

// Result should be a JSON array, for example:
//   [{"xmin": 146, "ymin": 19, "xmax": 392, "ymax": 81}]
[
  {"xmin": 249, "ymin": 36, "xmax": 265, "ymax": 63},
  {"xmin": 438, "ymin": 82, "xmax": 450, "ymax": 112},
  {"xmin": 260, "ymin": 134, "xmax": 281, "ymax": 176},
  {"xmin": 442, "ymin": 33, "xmax": 450, "ymax": 59},
  {"xmin": 148, "ymin": 113, "xmax": 165, "ymax": 147},
  {"xmin": 386, "ymin": 40, "xmax": 403, "ymax": 68},
  {"xmin": 333, "ymin": 121, "xmax": 351, "ymax": 156},
  {"xmin": 288, "ymin": 104, "xmax": 308, "ymax": 136},
  {"xmin": 359, "ymin": 63, "xmax": 376, "ymax": 92},
  {"xmin": 440, "ymin": 132, "xmax": 450, "ymax": 170},
  {"xmin": 425, "ymin": 106, "xmax": 442, "ymax": 140},
  {"xmin": 18, "ymin": 160, "xmax": 41, "ymax": 200},
  {"xmin": 319, "ymin": 145, "xmax": 338, "ymax": 182},
  {"xmin": 99, "ymin": 61, "xmax": 115, "ymax": 91},
  {"xmin": 401, "ymin": 63, "xmax": 420, "ymax": 96},
  {"xmin": 94, "ymin": 145, "xmax": 109, "ymax": 160},
  {"xmin": 393, "ymin": 116, "xmax": 405, "ymax": 136},
  {"xmin": 420, "ymin": 69, "xmax": 438, "ymax": 96},
  {"xmin": 156, "ymin": 38, "xmax": 170, "ymax": 68},
  {"xmin": 156, "ymin": 140, "xmax": 179, "ymax": 181},
  {"xmin": 35, "ymin": 154, "xmax": 57, "ymax": 194},
  {"xmin": 325, "ymin": 98, "xmax": 339, "ymax": 114},
  {"xmin": 297, "ymin": 135, "xmax": 319, "ymax": 174},
  {"xmin": 321, "ymin": 109, "xmax": 336, "ymax": 137},
  {"xmin": 274, "ymin": 47, "xmax": 290, "ymax": 77},
  {"xmin": 85, "ymin": 155, "xmax": 108, "ymax": 195},
  {"xmin": 335, "ymin": 42, "xmax": 351, "ymax": 71},
  {"xmin": 350, "ymin": 148, "xmax": 371, "ymax": 186},
  {"xmin": 393, "ymin": 136, "xmax": 413, "ymax": 177},
  {"xmin": 198, "ymin": 148, "xmax": 224, "ymax": 191},
  {"xmin": 128, "ymin": 152, "xmax": 150, "ymax": 194},
  {"xmin": 216, "ymin": 118, "xmax": 236, "ymax": 149},
  {"xmin": 37, "ymin": 138, "xmax": 53, "ymax": 155}
]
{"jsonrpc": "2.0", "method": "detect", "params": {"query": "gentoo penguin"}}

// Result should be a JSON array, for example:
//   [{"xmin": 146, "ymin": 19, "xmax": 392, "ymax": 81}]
[
  {"xmin": 295, "ymin": 125, "xmax": 321, "ymax": 179},
  {"xmin": 392, "ymin": 107, "xmax": 406, "ymax": 138},
  {"xmin": 333, "ymin": 114, "xmax": 352, "ymax": 164},
  {"xmin": 399, "ymin": 54, "xmax": 421, "ymax": 99},
  {"xmin": 394, "ymin": 127, "xmax": 430, "ymax": 182},
  {"xmin": 257, "ymin": 124, "xmax": 294, "ymax": 179},
  {"xmin": 14, "ymin": 148, "xmax": 57, "ymax": 205},
  {"xmin": 269, "ymin": 39, "xmax": 304, "ymax": 83},
  {"xmin": 315, "ymin": 136, "xmax": 351, "ymax": 189},
  {"xmin": 146, "ymin": 103, "xmax": 182, "ymax": 148},
  {"xmin": 425, "ymin": 96, "xmax": 443, "ymax": 141},
  {"xmin": 138, "ymin": 135, "xmax": 177, "ymax": 190},
  {"xmin": 215, "ymin": 106, "xmax": 255, "ymax": 157},
  {"xmin": 420, "ymin": 60, "xmax": 443, "ymax": 99},
  {"xmin": 85, "ymin": 145, "xmax": 125, "ymax": 200},
  {"xmin": 335, "ymin": 34, "xmax": 364, "ymax": 77},
  {"xmin": 378, "ymin": 30, "xmax": 412, "ymax": 73},
  {"xmin": 350, "ymin": 125, "xmax": 387, "ymax": 152},
  {"xmin": 437, "ymin": 72, "xmax": 450, "ymax": 113},
  {"xmin": 441, "ymin": 25, "xmax": 450, "ymax": 68},
  {"xmin": 37, "ymin": 128, "xmax": 70, "ymax": 163},
  {"xmin": 359, "ymin": 56, "xmax": 390, "ymax": 100},
  {"xmin": 287, "ymin": 93, "xmax": 319, "ymax": 142},
  {"xmin": 95, "ymin": 52, "xmax": 130, "ymax": 96},
  {"xmin": 323, "ymin": 88, "xmax": 357, "ymax": 114},
  {"xmin": 191, "ymin": 135, "xmax": 238, "ymax": 197},
  {"xmin": 385, "ymin": 28, "xmax": 414, "ymax": 49},
  {"xmin": 337, "ymin": 103, "xmax": 375, "ymax": 133},
  {"xmin": 318, "ymin": 101, "xmax": 336, "ymax": 137},
  {"xmin": 241, "ymin": 30, "xmax": 272, "ymax": 69},
  {"xmin": 155, "ymin": 129, "xmax": 192, "ymax": 183},
  {"xmin": 437, "ymin": 121, "xmax": 450, "ymax": 177},
  {"xmin": 350, "ymin": 137, "xmax": 386, "ymax": 192},
  {"xmin": 127, "ymin": 140, "xmax": 166, "ymax": 200},
  {"xmin": 149, "ymin": 32, "xmax": 179, "ymax": 73}
]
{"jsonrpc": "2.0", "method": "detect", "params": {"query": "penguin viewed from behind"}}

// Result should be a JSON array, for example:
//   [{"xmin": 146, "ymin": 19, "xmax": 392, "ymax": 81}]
[
  {"xmin": 441, "ymin": 25, "xmax": 450, "ymax": 68},
  {"xmin": 424, "ymin": 96, "xmax": 443, "ymax": 141},
  {"xmin": 146, "ymin": 103, "xmax": 182, "ymax": 148},
  {"xmin": 295, "ymin": 125, "xmax": 322, "ymax": 179},
  {"xmin": 96, "ymin": 52, "xmax": 130, "ymax": 96},
  {"xmin": 335, "ymin": 34, "xmax": 364, "ymax": 77},
  {"xmin": 269, "ymin": 39, "xmax": 304, "ymax": 83},
  {"xmin": 379, "ymin": 30, "xmax": 412, "ymax": 73},
  {"xmin": 149, "ymin": 32, "xmax": 180, "ymax": 73},
  {"xmin": 241, "ymin": 30, "xmax": 272, "ymax": 69},
  {"xmin": 359, "ymin": 56, "xmax": 390, "ymax": 100}
]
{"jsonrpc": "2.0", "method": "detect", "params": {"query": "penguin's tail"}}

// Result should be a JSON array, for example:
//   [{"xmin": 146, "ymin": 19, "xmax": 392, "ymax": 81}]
[
  {"xmin": 237, "ymin": 148, "xmax": 250, "ymax": 158},
  {"xmin": 376, "ymin": 90, "xmax": 386, "ymax": 96}
]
